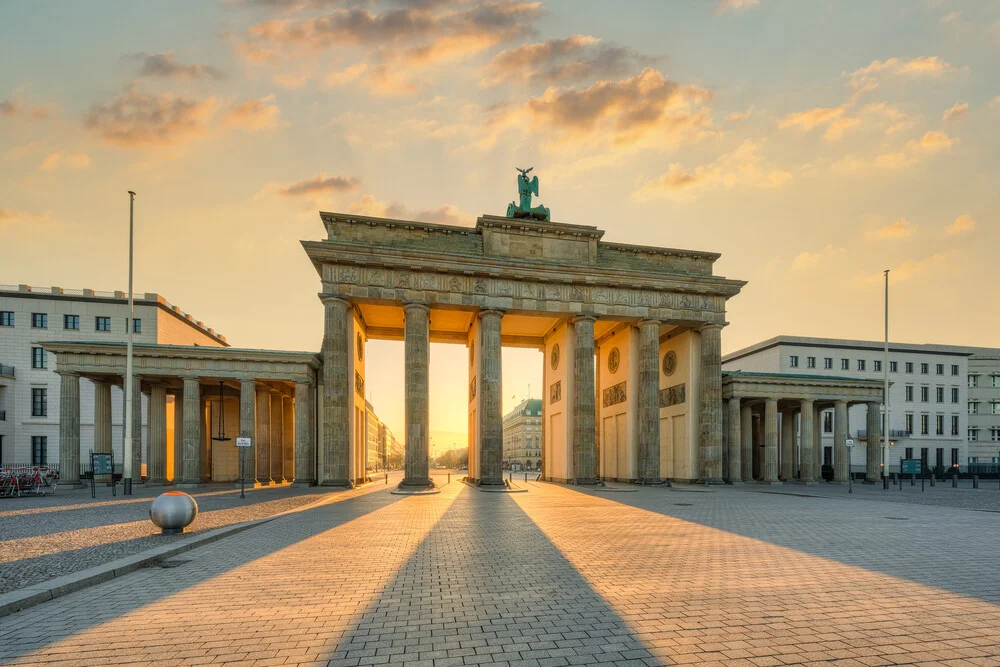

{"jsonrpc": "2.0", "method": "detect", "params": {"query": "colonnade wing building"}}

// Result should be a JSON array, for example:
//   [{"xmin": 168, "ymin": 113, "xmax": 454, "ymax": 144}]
[{"xmin": 303, "ymin": 212, "xmax": 746, "ymax": 487}]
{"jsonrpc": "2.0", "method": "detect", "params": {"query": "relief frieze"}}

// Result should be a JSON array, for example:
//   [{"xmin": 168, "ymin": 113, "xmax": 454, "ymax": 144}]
[
  {"xmin": 602, "ymin": 381, "xmax": 627, "ymax": 408},
  {"xmin": 659, "ymin": 383, "xmax": 686, "ymax": 408},
  {"xmin": 550, "ymin": 380, "xmax": 562, "ymax": 404}
]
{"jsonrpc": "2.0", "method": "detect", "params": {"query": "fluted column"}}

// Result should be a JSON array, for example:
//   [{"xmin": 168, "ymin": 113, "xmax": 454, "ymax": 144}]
[
  {"xmin": 638, "ymin": 320, "xmax": 661, "ymax": 484},
  {"xmin": 147, "ymin": 385, "xmax": 168, "ymax": 484},
  {"xmin": 239, "ymin": 379, "xmax": 256, "ymax": 486},
  {"xmin": 699, "ymin": 324, "xmax": 724, "ymax": 483},
  {"xmin": 763, "ymin": 398, "xmax": 779, "ymax": 483},
  {"xmin": 572, "ymin": 314, "xmax": 597, "ymax": 485},
  {"xmin": 93, "ymin": 379, "xmax": 112, "ymax": 455},
  {"xmin": 321, "ymin": 296, "xmax": 350, "ymax": 485},
  {"xmin": 270, "ymin": 389, "xmax": 283, "ymax": 483},
  {"xmin": 800, "ymin": 399, "xmax": 814, "ymax": 481},
  {"xmin": 130, "ymin": 378, "xmax": 143, "ymax": 481},
  {"xmin": 255, "ymin": 385, "xmax": 272, "ymax": 484},
  {"xmin": 58, "ymin": 372, "xmax": 81, "ymax": 486},
  {"xmin": 293, "ymin": 381, "xmax": 315, "ymax": 485},
  {"xmin": 180, "ymin": 377, "xmax": 202, "ymax": 485},
  {"xmin": 740, "ymin": 403, "xmax": 752, "ymax": 481},
  {"xmin": 282, "ymin": 395, "xmax": 294, "ymax": 482},
  {"xmin": 478, "ymin": 309, "xmax": 504, "ymax": 486},
  {"xmin": 866, "ymin": 401, "xmax": 881, "ymax": 482},
  {"xmin": 780, "ymin": 409, "xmax": 795, "ymax": 480},
  {"xmin": 834, "ymin": 400, "xmax": 849, "ymax": 482},
  {"xmin": 402, "ymin": 303, "xmax": 431, "ymax": 487},
  {"xmin": 813, "ymin": 405, "xmax": 823, "ymax": 481},
  {"xmin": 726, "ymin": 397, "xmax": 741, "ymax": 482},
  {"xmin": 173, "ymin": 389, "xmax": 183, "ymax": 483}
]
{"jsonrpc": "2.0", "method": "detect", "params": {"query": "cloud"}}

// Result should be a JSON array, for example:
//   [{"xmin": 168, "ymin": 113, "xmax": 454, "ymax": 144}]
[
  {"xmin": 347, "ymin": 193, "xmax": 470, "ymax": 225},
  {"xmin": 942, "ymin": 101, "xmax": 968, "ymax": 121},
  {"xmin": 3, "ymin": 142, "xmax": 43, "ymax": 161},
  {"xmin": 873, "ymin": 151, "xmax": 916, "ymax": 169},
  {"xmin": 866, "ymin": 217, "xmax": 913, "ymax": 240},
  {"xmin": 907, "ymin": 130, "xmax": 953, "ymax": 153},
  {"xmin": 862, "ymin": 102, "xmax": 912, "ymax": 135},
  {"xmin": 792, "ymin": 245, "xmax": 845, "ymax": 271},
  {"xmin": 324, "ymin": 62, "xmax": 368, "ymax": 86},
  {"xmin": 846, "ymin": 56, "xmax": 954, "ymax": 92},
  {"xmin": 633, "ymin": 139, "xmax": 790, "ymax": 201},
  {"xmin": 487, "ymin": 67, "xmax": 714, "ymax": 150},
  {"xmin": 945, "ymin": 214, "xmax": 976, "ymax": 235},
  {"xmin": 726, "ymin": 105, "xmax": 754, "ymax": 122},
  {"xmin": 0, "ymin": 208, "xmax": 53, "ymax": 228},
  {"xmin": 940, "ymin": 10, "xmax": 962, "ymax": 23},
  {"xmin": 777, "ymin": 104, "xmax": 859, "ymax": 140},
  {"xmin": 480, "ymin": 35, "xmax": 645, "ymax": 87},
  {"xmin": 261, "ymin": 172, "xmax": 360, "ymax": 198},
  {"xmin": 224, "ymin": 95, "xmax": 281, "ymax": 131},
  {"xmin": 83, "ymin": 86, "xmax": 217, "ymax": 148},
  {"xmin": 0, "ymin": 97, "xmax": 52, "ymax": 120},
  {"xmin": 716, "ymin": 0, "xmax": 759, "ymax": 14},
  {"xmin": 125, "ymin": 52, "xmax": 227, "ymax": 80},
  {"xmin": 859, "ymin": 250, "xmax": 957, "ymax": 283},
  {"xmin": 992, "ymin": 95, "xmax": 1000, "ymax": 108},
  {"xmin": 39, "ymin": 152, "xmax": 92, "ymax": 171}
]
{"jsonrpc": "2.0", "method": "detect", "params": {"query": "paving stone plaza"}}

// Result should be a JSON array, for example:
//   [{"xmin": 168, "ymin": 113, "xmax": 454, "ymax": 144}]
[{"xmin": 2, "ymin": 478, "xmax": 999, "ymax": 666}]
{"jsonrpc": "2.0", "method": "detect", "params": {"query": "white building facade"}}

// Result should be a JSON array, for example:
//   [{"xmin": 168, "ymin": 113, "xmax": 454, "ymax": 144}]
[
  {"xmin": 964, "ymin": 348, "xmax": 1000, "ymax": 467},
  {"xmin": 723, "ymin": 336, "xmax": 974, "ymax": 474},
  {"xmin": 502, "ymin": 398, "xmax": 543, "ymax": 471},
  {"xmin": 0, "ymin": 284, "xmax": 226, "ymax": 470}
]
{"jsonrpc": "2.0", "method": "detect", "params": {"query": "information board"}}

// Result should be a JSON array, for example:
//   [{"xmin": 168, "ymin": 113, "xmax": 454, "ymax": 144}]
[
  {"xmin": 236, "ymin": 437, "xmax": 252, "ymax": 448},
  {"xmin": 900, "ymin": 458, "xmax": 922, "ymax": 475},
  {"xmin": 92, "ymin": 453, "xmax": 113, "ymax": 475}
]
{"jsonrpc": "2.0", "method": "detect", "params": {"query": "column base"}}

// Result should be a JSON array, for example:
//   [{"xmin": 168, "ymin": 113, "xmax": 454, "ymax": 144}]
[
  {"xmin": 699, "ymin": 478, "xmax": 727, "ymax": 485},
  {"xmin": 786, "ymin": 479, "xmax": 819, "ymax": 485},
  {"xmin": 572, "ymin": 478, "xmax": 598, "ymax": 485},
  {"xmin": 758, "ymin": 479, "xmax": 780, "ymax": 485},
  {"xmin": 60, "ymin": 482, "xmax": 88, "ymax": 489},
  {"xmin": 146, "ymin": 480, "xmax": 173, "ymax": 487},
  {"xmin": 399, "ymin": 478, "xmax": 434, "ymax": 488},
  {"xmin": 176, "ymin": 481, "xmax": 206, "ymax": 489},
  {"xmin": 234, "ymin": 480, "xmax": 266, "ymax": 489},
  {"xmin": 319, "ymin": 479, "xmax": 352, "ymax": 487},
  {"xmin": 291, "ymin": 480, "xmax": 317, "ymax": 487}
]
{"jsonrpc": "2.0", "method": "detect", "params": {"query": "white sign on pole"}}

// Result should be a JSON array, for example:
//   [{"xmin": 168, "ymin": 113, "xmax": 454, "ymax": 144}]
[
  {"xmin": 236, "ymin": 437, "xmax": 252, "ymax": 448},
  {"xmin": 845, "ymin": 438, "xmax": 856, "ymax": 449}
]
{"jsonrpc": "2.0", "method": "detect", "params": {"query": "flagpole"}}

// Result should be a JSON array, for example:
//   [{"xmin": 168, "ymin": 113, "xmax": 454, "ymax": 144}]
[
  {"xmin": 124, "ymin": 191, "xmax": 136, "ymax": 495},
  {"xmin": 883, "ymin": 269, "xmax": 890, "ymax": 483}
]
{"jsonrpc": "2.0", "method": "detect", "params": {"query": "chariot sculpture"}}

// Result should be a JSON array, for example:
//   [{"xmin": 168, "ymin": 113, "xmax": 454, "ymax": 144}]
[{"xmin": 506, "ymin": 167, "xmax": 550, "ymax": 221}]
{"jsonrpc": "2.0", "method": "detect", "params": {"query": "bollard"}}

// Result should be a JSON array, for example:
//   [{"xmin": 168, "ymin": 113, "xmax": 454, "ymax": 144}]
[
  {"xmin": 385, "ymin": 472, "xmax": 388, "ymax": 485},
  {"xmin": 921, "ymin": 475, "xmax": 925, "ymax": 492},
  {"xmin": 910, "ymin": 474, "xmax": 915, "ymax": 486},
  {"xmin": 952, "ymin": 474, "xmax": 958, "ymax": 488},
  {"xmin": 973, "ymin": 475, "xmax": 979, "ymax": 489},
  {"xmin": 930, "ymin": 474, "xmax": 935, "ymax": 487},
  {"xmin": 524, "ymin": 472, "xmax": 527, "ymax": 483},
  {"xmin": 883, "ymin": 476, "xmax": 888, "ymax": 490},
  {"xmin": 448, "ymin": 472, "xmax": 450, "ymax": 485}
]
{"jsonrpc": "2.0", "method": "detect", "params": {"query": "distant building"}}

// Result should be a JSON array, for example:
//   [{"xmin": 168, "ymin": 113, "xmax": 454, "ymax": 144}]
[
  {"xmin": 963, "ymin": 348, "xmax": 1000, "ymax": 466},
  {"xmin": 502, "ymin": 398, "xmax": 542, "ymax": 471},
  {"xmin": 0, "ymin": 283, "xmax": 227, "ymax": 467}
]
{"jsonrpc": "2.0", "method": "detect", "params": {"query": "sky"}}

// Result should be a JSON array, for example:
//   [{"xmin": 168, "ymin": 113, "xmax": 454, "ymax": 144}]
[{"xmin": 2, "ymin": 0, "xmax": 998, "ymax": 451}]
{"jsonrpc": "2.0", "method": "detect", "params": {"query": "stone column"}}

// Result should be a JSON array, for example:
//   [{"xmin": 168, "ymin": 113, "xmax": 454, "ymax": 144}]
[
  {"xmin": 320, "ymin": 296, "xmax": 350, "ymax": 485},
  {"xmin": 93, "ymin": 379, "xmax": 112, "ymax": 455},
  {"xmin": 740, "ymin": 403, "xmax": 752, "ymax": 481},
  {"xmin": 866, "ymin": 401, "xmax": 881, "ymax": 482},
  {"xmin": 763, "ymin": 398, "xmax": 779, "ymax": 483},
  {"xmin": 834, "ymin": 400, "xmax": 849, "ymax": 482},
  {"xmin": 58, "ymin": 372, "xmax": 81, "ymax": 486},
  {"xmin": 478, "ymin": 309, "xmax": 504, "ymax": 486},
  {"xmin": 572, "ymin": 314, "xmax": 597, "ymax": 485},
  {"xmin": 255, "ymin": 385, "xmax": 272, "ymax": 484},
  {"xmin": 780, "ymin": 409, "xmax": 795, "ymax": 480},
  {"xmin": 813, "ymin": 405, "xmax": 823, "ymax": 481},
  {"xmin": 402, "ymin": 303, "xmax": 431, "ymax": 487},
  {"xmin": 293, "ymin": 381, "xmax": 315, "ymax": 485},
  {"xmin": 130, "ymin": 378, "xmax": 143, "ymax": 481},
  {"xmin": 727, "ymin": 397, "xmax": 741, "ymax": 482},
  {"xmin": 147, "ymin": 385, "xmax": 168, "ymax": 484},
  {"xmin": 800, "ymin": 399, "xmax": 814, "ymax": 481},
  {"xmin": 270, "ymin": 389, "xmax": 283, "ymax": 483},
  {"xmin": 638, "ymin": 320, "xmax": 661, "ymax": 483},
  {"xmin": 282, "ymin": 395, "xmax": 294, "ymax": 483},
  {"xmin": 180, "ymin": 377, "xmax": 202, "ymax": 486},
  {"xmin": 173, "ymin": 389, "xmax": 183, "ymax": 483},
  {"xmin": 238, "ymin": 379, "xmax": 256, "ymax": 485},
  {"xmin": 699, "ymin": 324, "xmax": 724, "ymax": 483}
]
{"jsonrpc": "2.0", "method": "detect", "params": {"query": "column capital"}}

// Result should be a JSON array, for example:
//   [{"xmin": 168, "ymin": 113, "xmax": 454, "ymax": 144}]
[
  {"xmin": 319, "ymin": 293, "xmax": 349, "ymax": 307},
  {"xmin": 799, "ymin": 398, "xmax": 815, "ymax": 407},
  {"xmin": 570, "ymin": 313, "xmax": 598, "ymax": 324},
  {"xmin": 699, "ymin": 322, "xmax": 725, "ymax": 332},
  {"xmin": 402, "ymin": 302, "xmax": 430, "ymax": 314},
  {"xmin": 637, "ymin": 318, "xmax": 661, "ymax": 328},
  {"xmin": 478, "ymin": 308, "xmax": 505, "ymax": 319},
  {"xmin": 55, "ymin": 370, "xmax": 80, "ymax": 378}
]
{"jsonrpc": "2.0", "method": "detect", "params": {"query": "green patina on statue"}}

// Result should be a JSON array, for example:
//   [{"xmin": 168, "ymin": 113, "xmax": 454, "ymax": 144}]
[{"xmin": 506, "ymin": 167, "xmax": 550, "ymax": 221}]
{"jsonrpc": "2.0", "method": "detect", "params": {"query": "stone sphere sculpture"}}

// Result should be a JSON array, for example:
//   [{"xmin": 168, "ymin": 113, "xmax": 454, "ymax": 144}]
[{"xmin": 149, "ymin": 491, "xmax": 198, "ymax": 535}]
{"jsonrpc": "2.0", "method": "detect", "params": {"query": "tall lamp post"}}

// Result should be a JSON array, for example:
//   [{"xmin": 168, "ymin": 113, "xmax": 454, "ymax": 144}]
[
  {"xmin": 883, "ymin": 269, "xmax": 890, "ymax": 485},
  {"xmin": 123, "ymin": 191, "xmax": 136, "ymax": 495}
]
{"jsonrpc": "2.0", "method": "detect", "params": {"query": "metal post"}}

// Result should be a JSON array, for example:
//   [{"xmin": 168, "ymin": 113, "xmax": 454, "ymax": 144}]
[
  {"xmin": 239, "ymin": 446, "xmax": 246, "ymax": 499},
  {"xmin": 123, "ymin": 190, "xmax": 136, "ymax": 495},
  {"xmin": 882, "ymin": 269, "xmax": 890, "ymax": 482}
]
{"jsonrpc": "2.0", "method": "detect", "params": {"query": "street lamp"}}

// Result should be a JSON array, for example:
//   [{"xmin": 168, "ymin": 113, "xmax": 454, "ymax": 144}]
[{"xmin": 123, "ymin": 191, "xmax": 136, "ymax": 495}]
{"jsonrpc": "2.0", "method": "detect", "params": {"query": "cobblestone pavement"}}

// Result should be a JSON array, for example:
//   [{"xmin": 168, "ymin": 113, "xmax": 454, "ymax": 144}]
[
  {"xmin": 0, "ymin": 478, "xmax": 403, "ymax": 595},
  {"xmin": 740, "ymin": 478, "xmax": 1000, "ymax": 512},
  {"xmin": 1, "ymin": 480, "xmax": 999, "ymax": 666}
]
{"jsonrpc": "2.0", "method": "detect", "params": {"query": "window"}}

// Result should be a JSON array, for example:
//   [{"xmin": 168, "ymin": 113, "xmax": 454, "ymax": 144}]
[
  {"xmin": 874, "ymin": 360, "xmax": 882, "ymax": 372},
  {"xmin": 992, "ymin": 401, "xmax": 1000, "ymax": 415},
  {"xmin": 920, "ymin": 414, "xmax": 929, "ymax": 435},
  {"xmin": 841, "ymin": 358, "xmax": 849, "ymax": 370},
  {"xmin": 936, "ymin": 448, "xmax": 944, "ymax": 468},
  {"xmin": 993, "ymin": 375, "xmax": 1000, "ymax": 389},
  {"xmin": 905, "ymin": 414, "xmax": 914, "ymax": 434},
  {"xmin": 951, "ymin": 416, "xmax": 959, "ymax": 436},
  {"xmin": 31, "ymin": 388, "xmax": 47, "ymax": 417},
  {"xmin": 789, "ymin": 355, "xmax": 799, "ymax": 368},
  {"xmin": 951, "ymin": 364, "xmax": 959, "ymax": 376},
  {"xmin": 951, "ymin": 387, "xmax": 959, "ymax": 403},
  {"xmin": 920, "ymin": 386, "xmax": 929, "ymax": 402},
  {"xmin": 64, "ymin": 314, "xmax": 80, "ymax": 330},
  {"xmin": 936, "ymin": 387, "xmax": 944, "ymax": 403},
  {"xmin": 904, "ymin": 447, "xmax": 913, "ymax": 459},
  {"xmin": 935, "ymin": 415, "xmax": 944, "ymax": 436},
  {"xmin": 133, "ymin": 318, "xmax": 141, "ymax": 334},
  {"xmin": 31, "ymin": 436, "xmax": 47, "ymax": 465},
  {"xmin": 31, "ymin": 313, "xmax": 47, "ymax": 328},
  {"xmin": 824, "ymin": 357, "xmax": 833, "ymax": 369},
  {"xmin": 936, "ymin": 364, "xmax": 944, "ymax": 375},
  {"xmin": 920, "ymin": 363, "xmax": 929, "ymax": 374},
  {"xmin": 920, "ymin": 448, "xmax": 928, "ymax": 465},
  {"xmin": 951, "ymin": 448, "xmax": 959, "ymax": 467},
  {"xmin": 905, "ymin": 385, "xmax": 914, "ymax": 402},
  {"xmin": 807, "ymin": 356, "xmax": 816, "ymax": 369},
  {"xmin": 991, "ymin": 427, "xmax": 1000, "ymax": 442},
  {"xmin": 969, "ymin": 401, "xmax": 979, "ymax": 414},
  {"xmin": 823, "ymin": 411, "xmax": 833, "ymax": 433},
  {"xmin": 96, "ymin": 316, "xmax": 111, "ymax": 332},
  {"xmin": 905, "ymin": 362, "xmax": 913, "ymax": 374},
  {"xmin": 969, "ymin": 374, "xmax": 979, "ymax": 388},
  {"xmin": 0, "ymin": 311, "xmax": 12, "ymax": 326},
  {"xmin": 31, "ymin": 347, "xmax": 47, "ymax": 369},
  {"xmin": 969, "ymin": 428, "xmax": 979, "ymax": 441},
  {"xmin": 890, "ymin": 361, "xmax": 898, "ymax": 373},
  {"xmin": 857, "ymin": 360, "xmax": 866, "ymax": 371}
]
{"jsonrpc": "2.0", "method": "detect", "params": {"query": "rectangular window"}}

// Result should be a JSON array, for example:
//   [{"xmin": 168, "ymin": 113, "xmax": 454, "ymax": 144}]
[
  {"xmin": 936, "ymin": 387, "xmax": 944, "ymax": 403},
  {"xmin": 905, "ymin": 385, "xmax": 914, "ymax": 402},
  {"xmin": 920, "ymin": 386, "xmax": 929, "ymax": 402},
  {"xmin": 993, "ymin": 375, "xmax": 1000, "ymax": 388},
  {"xmin": 951, "ymin": 416, "xmax": 959, "ymax": 436},
  {"xmin": 969, "ymin": 401, "xmax": 979, "ymax": 414},
  {"xmin": 789, "ymin": 355, "xmax": 799, "ymax": 368},
  {"xmin": 969, "ymin": 428, "xmax": 979, "ymax": 441},
  {"xmin": 905, "ymin": 414, "xmax": 914, "ymax": 434},
  {"xmin": 31, "ymin": 347, "xmax": 47, "ymax": 369},
  {"xmin": 31, "ymin": 436, "xmax": 47, "ymax": 466},
  {"xmin": 905, "ymin": 362, "xmax": 913, "ymax": 374},
  {"xmin": 951, "ymin": 448, "xmax": 959, "ymax": 467},
  {"xmin": 920, "ymin": 363, "xmax": 929, "ymax": 374},
  {"xmin": 890, "ymin": 361, "xmax": 898, "ymax": 373},
  {"xmin": 823, "ymin": 411, "xmax": 833, "ymax": 433},
  {"xmin": 936, "ymin": 364, "xmax": 944, "ymax": 375},
  {"xmin": 31, "ymin": 313, "xmax": 47, "ymax": 328},
  {"xmin": 857, "ymin": 359, "xmax": 866, "ymax": 371},
  {"xmin": 31, "ymin": 388, "xmax": 47, "ymax": 417},
  {"xmin": 992, "ymin": 401, "xmax": 1000, "ymax": 415},
  {"xmin": 0, "ymin": 311, "xmax": 13, "ymax": 326},
  {"xmin": 874, "ymin": 360, "xmax": 882, "ymax": 372},
  {"xmin": 904, "ymin": 447, "xmax": 913, "ymax": 459},
  {"xmin": 841, "ymin": 358, "xmax": 849, "ymax": 370},
  {"xmin": 935, "ymin": 415, "xmax": 944, "ymax": 435},
  {"xmin": 951, "ymin": 387, "xmax": 959, "ymax": 403},
  {"xmin": 951, "ymin": 364, "xmax": 959, "ymax": 376},
  {"xmin": 969, "ymin": 374, "xmax": 979, "ymax": 388},
  {"xmin": 824, "ymin": 357, "xmax": 833, "ymax": 369},
  {"xmin": 991, "ymin": 427, "xmax": 1000, "ymax": 442},
  {"xmin": 807, "ymin": 356, "xmax": 816, "ymax": 369},
  {"xmin": 920, "ymin": 448, "xmax": 928, "ymax": 465},
  {"xmin": 920, "ymin": 414, "xmax": 929, "ymax": 435},
  {"xmin": 936, "ymin": 448, "xmax": 944, "ymax": 468},
  {"xmin": 95, "ymin": 316, "xmax": 111, "ymax": 332},
  {"xmin": 64, "ymin": 314, "xmax": 80, "ymax": 330},
  {"xmin": 133, "ymin": 318, "xmax": 141, "ymax": 334}
]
